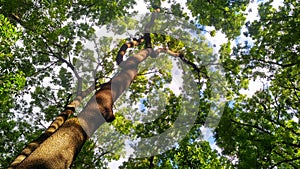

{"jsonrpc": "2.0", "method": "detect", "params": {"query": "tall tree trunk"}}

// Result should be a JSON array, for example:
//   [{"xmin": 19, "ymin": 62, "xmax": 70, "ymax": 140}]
[
  {"xmin": 15, "ymin": 118, "xmax": 87, "ymax": 169},
  {"xmin": 12, "ymin": 48, "xmax": 153, "ymax": 169},
  {"xmin": 10, "ymin": 9, "xmax": 162, "ymax": 168}
]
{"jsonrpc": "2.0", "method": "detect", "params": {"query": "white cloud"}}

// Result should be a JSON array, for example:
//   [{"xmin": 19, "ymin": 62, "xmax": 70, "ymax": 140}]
[
  {"xmin": 246, "ymin": 1, "xmax": 259, "ymax": 22},
  {"xmin": 108, "ymin": 159, "xmax": 125, "ymax": 169},
  {"xmin": 292, "ymin": 116, "xmax": 299, "ymax": 123},
  {"xmin": 108, "ymin": 140, "xmax": 134, "ymax": 168},
  {"xmin": 240, "ymin": 79, "xmax": 265, "ymax": 97},
  {"xmin": 129, "ymin": 0, "xmax": 148, "ymax": 14},
  {"xmin": 271, "ymin": 0, "xmax": 284, "ymax": 10},
  {"xmin": 168, "ymin": 59, "xmax": 184, "ymax": 96},
  {"xmin": 200, "ymin": 127, "xmax": 222, "ymax": 153}
]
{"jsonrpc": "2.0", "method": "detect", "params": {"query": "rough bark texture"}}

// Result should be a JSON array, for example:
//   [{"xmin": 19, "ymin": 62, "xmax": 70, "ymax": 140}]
[
  {"xmin": 15, "ymin": 118, "xmax": 87, "ymax": 169},
  {"xmin": 11, "ymin": 48, "xmax": 153, "ymax": 168}
]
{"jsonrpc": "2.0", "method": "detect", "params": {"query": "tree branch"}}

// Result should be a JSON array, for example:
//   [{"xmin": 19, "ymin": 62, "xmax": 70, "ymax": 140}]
[
  {"xmin": 156, "ymin": 48, "xmax": 208, "ymax": 79},
  {"xmin": 230, "ymin": 119, "xmax": 272, "ymax": 135},
  {"xmin": 40, "ymin": 35, "xmax": 81, "ymax": 79},
  {"xmin": 270, "ymin": 156, "xmax": 300, "ymax": 169}
]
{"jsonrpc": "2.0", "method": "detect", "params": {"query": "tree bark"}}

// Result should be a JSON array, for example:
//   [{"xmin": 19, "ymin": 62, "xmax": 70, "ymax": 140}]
[
  {"xmin": 15, "ymin": 118, "xmax": 87, "ymax": 169},
  {"xmin": 12, "ymin": 48, "xmax": 153, "ymax": 169}
]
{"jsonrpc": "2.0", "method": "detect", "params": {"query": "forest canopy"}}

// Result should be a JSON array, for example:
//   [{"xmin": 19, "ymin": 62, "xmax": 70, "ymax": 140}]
[{"xmin": 0, "ymin": 0, "xmax": 299, "ymax": 168}]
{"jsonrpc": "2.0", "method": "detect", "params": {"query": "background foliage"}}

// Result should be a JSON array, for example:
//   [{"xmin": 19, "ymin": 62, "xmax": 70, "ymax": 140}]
[{"xmin": 0, "ymin": 0, "xmax": 299, "ymax": 168}]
